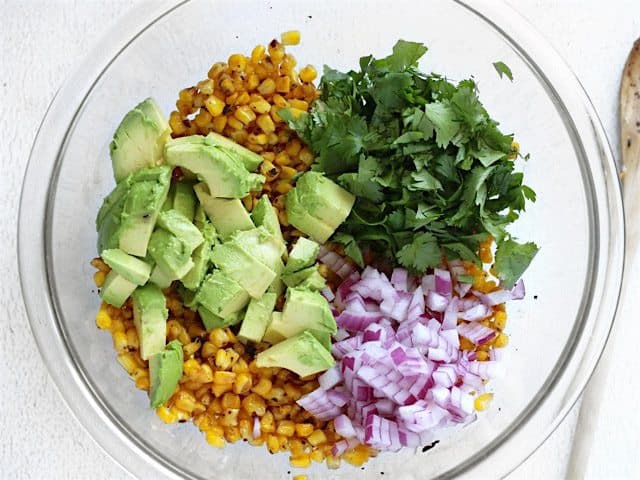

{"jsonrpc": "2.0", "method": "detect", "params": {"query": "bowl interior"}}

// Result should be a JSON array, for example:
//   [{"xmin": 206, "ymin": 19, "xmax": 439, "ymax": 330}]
[{"xmin": 42, "ymin": 0, "xmax": 610, "ymax": 478}]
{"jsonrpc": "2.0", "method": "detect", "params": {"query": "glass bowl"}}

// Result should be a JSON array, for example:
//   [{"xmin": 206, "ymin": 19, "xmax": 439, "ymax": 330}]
[{"xmin": 18, "ymin": 0, "xmax": 624, "ymax": 478}]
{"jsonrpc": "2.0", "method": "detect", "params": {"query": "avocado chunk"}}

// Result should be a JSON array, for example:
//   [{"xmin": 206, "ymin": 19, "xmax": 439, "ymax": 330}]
[
  {"xmin": 285, "ymin": 187, "xmax": 336, "ymax": 243},
  {"xmin": 165, "ymin": 137, "xmax": 264, "ymax": 198},
  {"xmin": 157, "ymin": 209, "xmax": 204, "ymax": 253},
  {"xmin": 148, "ymin": 229, "xmax": 194, "ymax": 279},
  {"xmin": 309, "ymin": 329, "xmax": 332, "ymax": 351},
  {"xmin": 195, "ymin": 270, "xmax": 251, "ymax": 321},
  {"xmin": 282, "ymin": 265, "xmax": 326, "ymax": 290},
  {"xmin": 198, "ymin": 305, "xmax": 243, "ymax": 331},
  {"xmin": 110, "ymin": 98, "xmax": 171, "ymax": 183},
  {"xmin": 193, "ymin": 183, "xmax": 254, "ymax": 238},
  {"xmin": 210, "ymin": 242, "xmax": 276, "ymax": 298},
  {"xmin": 101, "ymin": 248, "xmax": 152, "ymax": 285},
  {"xmin": 132, "ymin": 284, "xmax": 168, "ymax": 360},
  {"xmin": 285, "ymin": 172, "xmax": 355, "ymax": 243},
  {"xmin": 204, "ymin": 132, "xmax": 263, "ymax": 171},
  {"xmin": 172, "ymin": 182, "xmax": 197, "ymax": 221},
  {"xmin": 229, "ymin": 227, "xmax": 283, "ymax": 271},
  {"xmin": 149, "ymin": 264, "xmax": 174, "ymax": 289},
  {"xmin": 100, "ymin": 270, "xmax": 137, "ymax": 308},
  {"xmin": 238, "ymin": 292, "xmax": 278, "ymax": 343},
  {"xmin": 181, "ymin": 222, "xmax": 216, "ymax": 291},
  {"xmin": 251, "ymin": 196, "xmax": 286, "ymax": 255},
  {"xmin": 256, "ymin": 331, "xmax": 335, "ymax": 377},
  {"xmin": 283, "ymin": 237, "xmax": 319, "ymax": 274},
  {"xmin": 96, "ymin": 179, "xmax": 131, "ymax": 252},
  {"xmin": 262, "ymin": 311, "xmax": 286, "ymax": 344},
  {"xmin": 149, "ymin": 340, "xmax": 183, "ymax": 408},
  {"xmin": 118, "ymin": 166, "xmax": 172, "ymax": 257},
  {"xmin": 267, "ymin": 259, "xmax": 286, "ymax": 296}
]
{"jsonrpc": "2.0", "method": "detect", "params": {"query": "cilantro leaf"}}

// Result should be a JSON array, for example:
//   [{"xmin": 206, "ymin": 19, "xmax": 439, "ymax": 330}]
[
  {"xmin": 493, "ymin": 61, "xmax": 514, "ymax": 81},
  {"xmin": 494, "ymin": 239, "xmax": 539, "ymax": 288},
  {"xmin": 332, "ymin": 233, "xmax": 365, "ymax": 267},
  {"xmin": 385, "ymin": 40, "xmax": 428, "ymax": 72},
  {"xmin": 397, "ymin": 232, "xmax": 442, "ymax": 273},
  {"xmin": 424, "ymin": 102, "xmax": 459, "ymax": 148}
]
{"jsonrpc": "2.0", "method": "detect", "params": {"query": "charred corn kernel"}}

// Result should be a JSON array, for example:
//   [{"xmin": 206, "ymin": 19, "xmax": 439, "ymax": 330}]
[
  {"xmin": 242, "ymin": 195, "xmax": 253, "ymax": 210},
  {"xmin": 310, "ymin": 449, "xmax": 324, "ymax": 462},
  {"xmin": 213, "ymin": 371, "xmax": 236, "ymax": 385},
  {"xmin": 246, "ymin": 73, "xmax": 260, "ymax": 90},
  {"xmin": 268, "ymin": 41, "xmax": 285, "ymax": 62},
  {"xmin": 227, "ymin": 116, "xmax": 244, "ymax": 130},
  {"xmin": 494, "ymin": 332, "xmax": 509, "ymax": 348},
  {"xmin": 233, "ymin": 372, "xmax": 252, "ymax": 394},
  {"xmin": 222, "ymin": 408, "xmax": 239, "ymax": 427},
  {"xmin": 205, "ymin": 431, "xmax": 225, "ymax": 448},
  {"xmin": 156, "ymin": 406, "xmax": 179, "ymax": 424},
  {"xmin": 295, "ymin": 423, "xmax": 314, "ymax": 437},
  {"xmin": 494, "ymin": 311, "xmax": 507, "ymax": 330},
  {"xmin": 113, "ymin": 331, "xmax": 128, "ymax": 353},
  {"xmin": 257, "ymin": 78, "xmax": 276, "ymax": 95},
  {"xmin": 288, "ymin": 99, "xmax": 308, "ymax": 111},
  {"xmin": 250, "ymin": 98, "xmax": 271, "ymax": 114},
  {"xmin": 215, "ymin": 349, "xmax": 232, "ymax": 370},
  {"xmin": 251, "ymin": 44, "xmax": 266, "ymax": 62},
  {"xmin": 95, "ymin": 309, "xmax": 112, "ymax": 330},
  {"xmin": 343, "ymin": 447, "xmax": 369, "ymax": 467},
  {"xmin": 298, "ymin": 147, "xmax": 314, "ymax": 165},
  {"xmin": 212, "ymin": 383, "xmax": 232, "ymax": 397},
  {"xmin": 326, "ymin": 455, "xmax": 341, "ymax": 469},
  {"xmin": 272, "ymin": 94, "xmax": 288, "ymax": 108},
  {"xmin": 289, "ymin": 438, "xmax": 305, "ymax": 455},
  {"xmin": 285, "ymin": 138, "xmax": 302, "ymax": 157},
  {"xmin": 110, "ymin": 317, "xmax": 125, "ymax": 333},
  {"xmin": 234, "ymin": 106, "xmax": 256, "ymax": 124},
  {"xmin": 178, "ymin": 330, "xmax": 190, "ymax": 345},
  {"xmin": 125, "ymin": 328, "xmax": 139, "ymax": 350},
  {"xmin": 267, "ymin": 132, "xmax": 279, "ymax": 145},
  {"xmin": 117, "ymin": 353, "xmax": 137, "ymax": 374},
  {"xmin": 135, "ymin": 374, "xmax": 150, "ymax": 390},
  {"xmin": 224, "ymin": 425, "xmax": 241, "ymax": 443},
  {"xmin": 280, "ymin": 166, "xmax": 297, "ymax": 180},
  {"xmin": 475, "ymin": 392, "xmax": 494, "ymax": 411},
  {"xmin": 220, "ymin": 77, "xmax": 235, "ymax": 94},
  {"xmin": 278, "ymin": 210, "xmax": 289, "ymax": 226},
  {"xmin": 234, "ymin": 91, "xmax": 251, "ymax": 106},
  {"xmin": 299, "ymin": 65, "xmax": 317, "ymax": 83},
  {"xmin": 290, "ymin": 454, "xmax": 311, "ymax": 468},
  {"xmin": 281, "ymin": 30, "xmax": 300, "ymax": 46},
  {"xmin": 183, "ymin": 358, "xmax": 200, "ymax": 377},
  {"xmin": 209, "ymin": 328, "xmax": 229, "ymax": 348},
  {"xmin": 275, "ymin": 420, "xmax": 295, "ymax": 437},
  {"xmin": 293, "ymin": 475, "xmax": 308, "ymax": 480},
  {"xmin": 256, "ymin": 113, "xmax": 276, "ymax": 134},
  {"xmin": 252, "ymin": 377, "xmax": 273, "ymax": 397},
  {"xmin": 276, "ymin": 76, "xmax": 291, "ymax": 93},
  {"xmin": 169, "ymin": 112, "xmax": 187, "ymax": 136},
  {"xmin": 274, "ymin": 151, "xmax": 291, "ymax": 166},
  {"xmin": 174, "ymin": 391, "xmax": 197, "ymax": 413},
  {"xmin": 201, "ymin": 341, "xmax": 216, "ymax": 358},
  {"xmin": 228, "ymin": 129, "xmax": 248, "ymax": 144},
  {"xmin": 476, "ymin": 350, "xmax": 490, "ymax": 361},
  {"xmin": 260, "ymin": 160, "xmax": 279, "ymax": 178},
  {"xmin": 248, "ymin": 133, "xmax": 269, "ymax": 145},
  {"xmin": 194, "ymin": 109, "xmax": 212, "ymax": 129},
  {"xmin": 275, "ymin": 181, "xmax": 293, "ymax": 194},
  {"xmin": 212, "ymin": 114, "xmax": 227, "ymax": 133},
  {"xmin": 267, "ymin": 434, "xmax": 280, "ymax": 453},
  {"xmin": 93, "ymin": 270, "xmax": 106, "ymax": 287},
  {"xmin": 307, "ymin": 430, "xmax": 327, "ymax": 446},
  {"xmin": 239, "ymin": 418, "xmax": 252, "ymax": 439},
  {"xmin": 260, "ymin": 411, "xmax": 275, "ymax": 433},
  {"xmin": 203, "ymin": 95, "xmax": 225, "ymax": 118},
  {"xmin": 228, "ymin": 54, "xmax": 247, "ymax": 71},
  {"xmin": 221, "ymin": 392, "xmax": 241, "ymax": 410},
  {"xmin": 242, "ymin": 393, "xmax": 266, "ymax": 416}
]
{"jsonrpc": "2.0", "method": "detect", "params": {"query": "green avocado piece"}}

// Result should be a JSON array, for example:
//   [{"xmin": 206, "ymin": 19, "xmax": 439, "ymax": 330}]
[
  {"xmin": 256, "ymin": 331, "xmax": 335, "ymax": 377},
  {"xmin": 285, "ymin": 187, "xmax": 335, "ymax": 243},
  {"xmin": 96, "ymin": 179, "xmax": 131, "ymax": 252},
  {"xmin": 110, "ymin": 98, "xmax": 171, "ymax": 183},
  {"xmin": 101, "ymin": 248, "xmax": 152, "ymax": 285},
  {"xmin": 173, "ymin": 182, "xmax": 196, "ymax": 221},
  {"xmin": 165, "ymin": 138, "xmax": 264, "ymax": 198},
  {"xmin": 132, "ymin": 284, "xmax": 168, "ymax": 360},
  {"xmin": 198, "ymin": 305, "xmax": 243, "ymax": 331},
  {"xmin": 210, "ymin": 242, "xmax": 276, "ymax": 298},
  {"xmin": 148, "ymin": 229, "xmax": 194, "ymax": 279},
  {"xmin": 157, "ymin": 209, "xmax": 204, "ymax": 253},
  {"xmin": 181, "ymin": 222, "xmax": 216, "ymax": 291},
  {"xmin": 262, "ymin": 311, "xmax": 286, "ymax": 344},
  {"xmin": 193, "ymin": 204, "xmax": 207, "ymax": 229},
  {"xmin": 195, "ymin": 270, "xmax": 251, "ymax": 320},
  {"xmin": 100, "ymin": 270, "xmax": 137, "ymax": 308},
  {"xmin": 118, "ymin": 166, "xmax": 172, "ymax": 257},
  {"xmin": 282, "ymin": 265, "xmax": 322, "ymax": 289},
  {"xmin": 229, "ymin": 227, "xmax": 283, "ymax": 271},
  {"xmin": 251, "ymin": 196, "xmax": 286, "ymax": 255},
  {"xmin": 267, "ymin": 259, "xmax": 285, "ymax": 296},
  {"xmin": 149, "ymin": 340, "xmax": 183, "ymax": 408},
  {"xmin": 162, "ymin": 183, "xmax": 176, "ymax": 212},
  {"xmin": 149, "ymin": 264, "xmax": 174, "ymax": 289},
  {"xmin": 204, "ymin": 132, "xmax": 263, "ymax": 171},
  {"xmin": 308, "ymin": 329, "xmax": 332, "ymax": 351},
  {"xmin": 178, "ymin": 285, "xmax": 198, "ymax": 309},
  {"xmin": 193, "ymin": 183, "xmax": 254, "ymax": 238},
  {"xmin": 283, "ymin": 237, "xmax": 319, "ymax": 274},
  {"xmin": 297, "ymin": 268, "xmax": 327, "ymax": 291},
  {"xmin": 237, "ymin": 292, "xmax": 277, "ymax": 344},
  {"xmin": 295, "ymin": 171, "xmax": 355, "ymax": 230}
]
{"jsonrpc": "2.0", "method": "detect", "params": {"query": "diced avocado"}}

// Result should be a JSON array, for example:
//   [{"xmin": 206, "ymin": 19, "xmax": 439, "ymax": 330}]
[
  {"xmin": 297, "ymin": 268, "xmax": 327, "ymax": 291},
  {"xmin": 267, "ymin": 259, "xmax": 285, "ymax": 296},
  {"xmin": 251, "ymin": 196, "xmax": 286, "ymax": 255},
  {"xmin": 282, "ymin": 265, "xmax": 318, "ymax": 288},
  {"xmin": 149, "ymin": 340, "xmax": 183, "ymax": 408},
  {"xmin": 295, "ymin": 172, "xmax": 355, "ymax": 230},
  {"xmin": 195, "ymin": 270, "xmax": 251, "ymax": 320},
  {"xmin": 266, "ymin": 287, "xmax": 336, "ymax": 338},
  {"xmin": 149, "ymin": 264, "xmax": 174, "ymax": 289},
  {"xmin": 256, "ymin": 331, "xmax": 335, "ymax": 377},
  {"xmin": 230, "ymin": 227, "xmax": 283, "ymax": 271},
  {"xmin": 181, "ymin": 222, "xmax": 216, "ymax": 291},
  {"xmin": 148, "ymin": 229, "xmax": 194, "ymax": 279},
  {"xmin": 132, "ymin": 284, "xmax": 168, "ymax": 360},
  {"xmin": 162, "ymin": 183, "xmax": 175, "ymax": 212},
  {"xmin": 173, "ymin": 182, "xmax": 196, "ymax": 221},
  {"xmin": 308, "ymin": 329, "xmax": 332, "ymax": 351},
  {"xmin": 100, "ymin": 270, "xmax": 137, "ymax": 308},
  {"xmin": 285, "ymin": 187, "xmax": 336, "ymax": 243},
  {"xmin": 237, "ymin": 292, "xmax": 277, "ymax": 343},
  {"xmin": 204, "ymin": 132, "xmax": 263, "ymax": 171},
  {"xmin": 193, "ymin": 183, "xmax": 254, "ymax": 238},
  {"xmin": 119, "ymin": 166, "xmax": 172, "ymax": 257},
  {"xmin": 165, "ymin": 138, "xmax": 264, "ymax": 198},
  {"xmin": 210, "ymin": 242, "xmax": 276, "ymax": 298},
  {"xmin": 193, "ymin": 204, "xmax": 207, "ymax": 229},
  {"xmin": 157, "ymin": 209, "xmax": 204, "ymax": 253},
  {"xmin": 96, "ymin": 179, "xmax": 131, "ymax": 252},
  {"xmin": 110, "ymin": 98, "xmax": 171, "ymax": 183},
  {"xmin": 262, "ymin": 311, "xmax": 286, "ymax": 344},
  {"xmin": 101, "ymin": 248, "xmax": 152, "ymax": 285},
  {"xmin": 178, "ymin": 285, "xmax": 198, "ymax": 309},
  {"xmin": 283, "ymin": 237, "xmax": 319, "ymax": 274},
  {"xmin": 198, "ymin": 305, "xmax": 242, "ymax": 331}
]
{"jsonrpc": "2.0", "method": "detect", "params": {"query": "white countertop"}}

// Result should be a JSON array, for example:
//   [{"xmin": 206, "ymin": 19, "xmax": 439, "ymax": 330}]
[{"xmin": 2, "ymin": 1, "xmax": 639, "ymax": 478}]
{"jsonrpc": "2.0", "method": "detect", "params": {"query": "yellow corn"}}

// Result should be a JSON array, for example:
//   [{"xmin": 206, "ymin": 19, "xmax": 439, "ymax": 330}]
[
  {"xmin": 95, "ymin": 309, "xmax": 112, "ymax": 330},
  {"xmin": 242, "ymin": 393, "xmax": 266, "ymax": 416},
  {"xmin": 281, "ymin": 30, "xmax": 301, "ymax": 46},
  {"xmin": 113, "ymin": 331, "xmax": 128, "ymax": 353},
  {"xmin": 293, "ymin": 475, "xmax": 308, "ymax": 480},
  {"xmin": 494, "ymin": 311, "xmax": 508, "ymax": 330},
  {"xmin": 205, "ymin": 431, "xmax": 225, "ymax": 448},
  {"xmin": 494, "ymin": 332, "xmax": 509, "ymax": 348},
  {"xmin": 257, "ymin": 78, "xmax": 276, "ymax": 95},
  {"xmin": 93, "ymin": 270, "xmax": 106, "ymax": 288},
  {"xmin": 295, "ymin": 423, "xmax": 314, "ymax": 437},
  {"xmin": 212, "ymin": 114, "xmax": 227, "ymax": 133},
  {"xmin": 233, "ymin": 372, "xmax": 252, "ymax": 395},
  {"xmin": 299, "ymin": 65, "xmax": 317, "ymax": 83},
  {"xmin": 156, "ymin": 406, "xmax": 179, "ymax": 424},
  {"xmin": 474, "ymin": 393, "xmax": 494, "ymax": 411},
  {"xmin": 307, "ymin": 430, "xmax": 327, "ymax": 446},
  {"xmin": 252, "ymin": 377, "xmax": 273, "ymax": 397},
  {"xmin": 276, "ymin": 420, "xmax": 295, "ymax": 437},
  {"xmin": 290, "ymin": 453, "xmax": 311, "ymax": 468},
  {"xmin": 213, "ymin": 371, "xmax": 236, "ymax": 385},
  {"xmin": 234, "ymin": 105, "xmax": 256, "ymax": 124},
  {"xmin": 204, "ymin": 95, "xmax": 225, "ymax": 116},
  {"xmin": 251, "ymin": 44, "xmax": 266, "ymax": 63}
]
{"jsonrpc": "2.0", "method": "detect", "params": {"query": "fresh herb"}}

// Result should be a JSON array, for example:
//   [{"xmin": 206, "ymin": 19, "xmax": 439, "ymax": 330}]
[
  {"xmin": 492, "ymin": 61, "xmax": 514, "ymax": 81},
  {"xmin": 284, "ymin": 40, "xmax": 537, "ymax": 281},
  {"xmin": 494, "ymin": 239, "xmax": 538, "ymax": 289}
]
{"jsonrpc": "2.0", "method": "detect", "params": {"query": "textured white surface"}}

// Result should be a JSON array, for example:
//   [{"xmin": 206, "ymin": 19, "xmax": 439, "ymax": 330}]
[{"xmin": 1, "ymin": 1, "xmax": 639, "ymax": 479}]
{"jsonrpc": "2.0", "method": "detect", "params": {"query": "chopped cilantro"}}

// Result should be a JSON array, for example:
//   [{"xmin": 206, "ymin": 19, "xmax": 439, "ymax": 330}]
[{"xmin": 493, "ymin": 61, "xmax": 514, "ymax": 81}]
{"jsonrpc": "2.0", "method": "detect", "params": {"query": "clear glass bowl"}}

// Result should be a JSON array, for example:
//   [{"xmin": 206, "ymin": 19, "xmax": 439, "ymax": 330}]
[{"xmin": 18, "ymin": 0, "xmax": 624, "ymax": 478}]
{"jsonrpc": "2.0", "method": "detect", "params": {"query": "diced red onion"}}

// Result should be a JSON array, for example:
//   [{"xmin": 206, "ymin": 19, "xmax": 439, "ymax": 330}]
[
  {"xmin": 426, "ymin": 291, "xmax": 449, "ymax": 312},
  {"xmin": 253, "ymin": 416, "xmax": 261, "ymax": 438},
  {"xmin": 319, "ymin": 365, "xmax": 342, "ymax": 390},
  {"xmin": 457, "ymin": 322, "xmax": 497, "ymax": 345},
  {"xmin": 459, "ymin": 304, "xmax": 490, "ymax": 321}
]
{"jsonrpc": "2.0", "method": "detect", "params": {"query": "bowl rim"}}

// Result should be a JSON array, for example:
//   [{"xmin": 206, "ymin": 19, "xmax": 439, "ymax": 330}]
[{"xmin": 18, "ymin": 0, "xmax": 625, "ymax": 478}]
